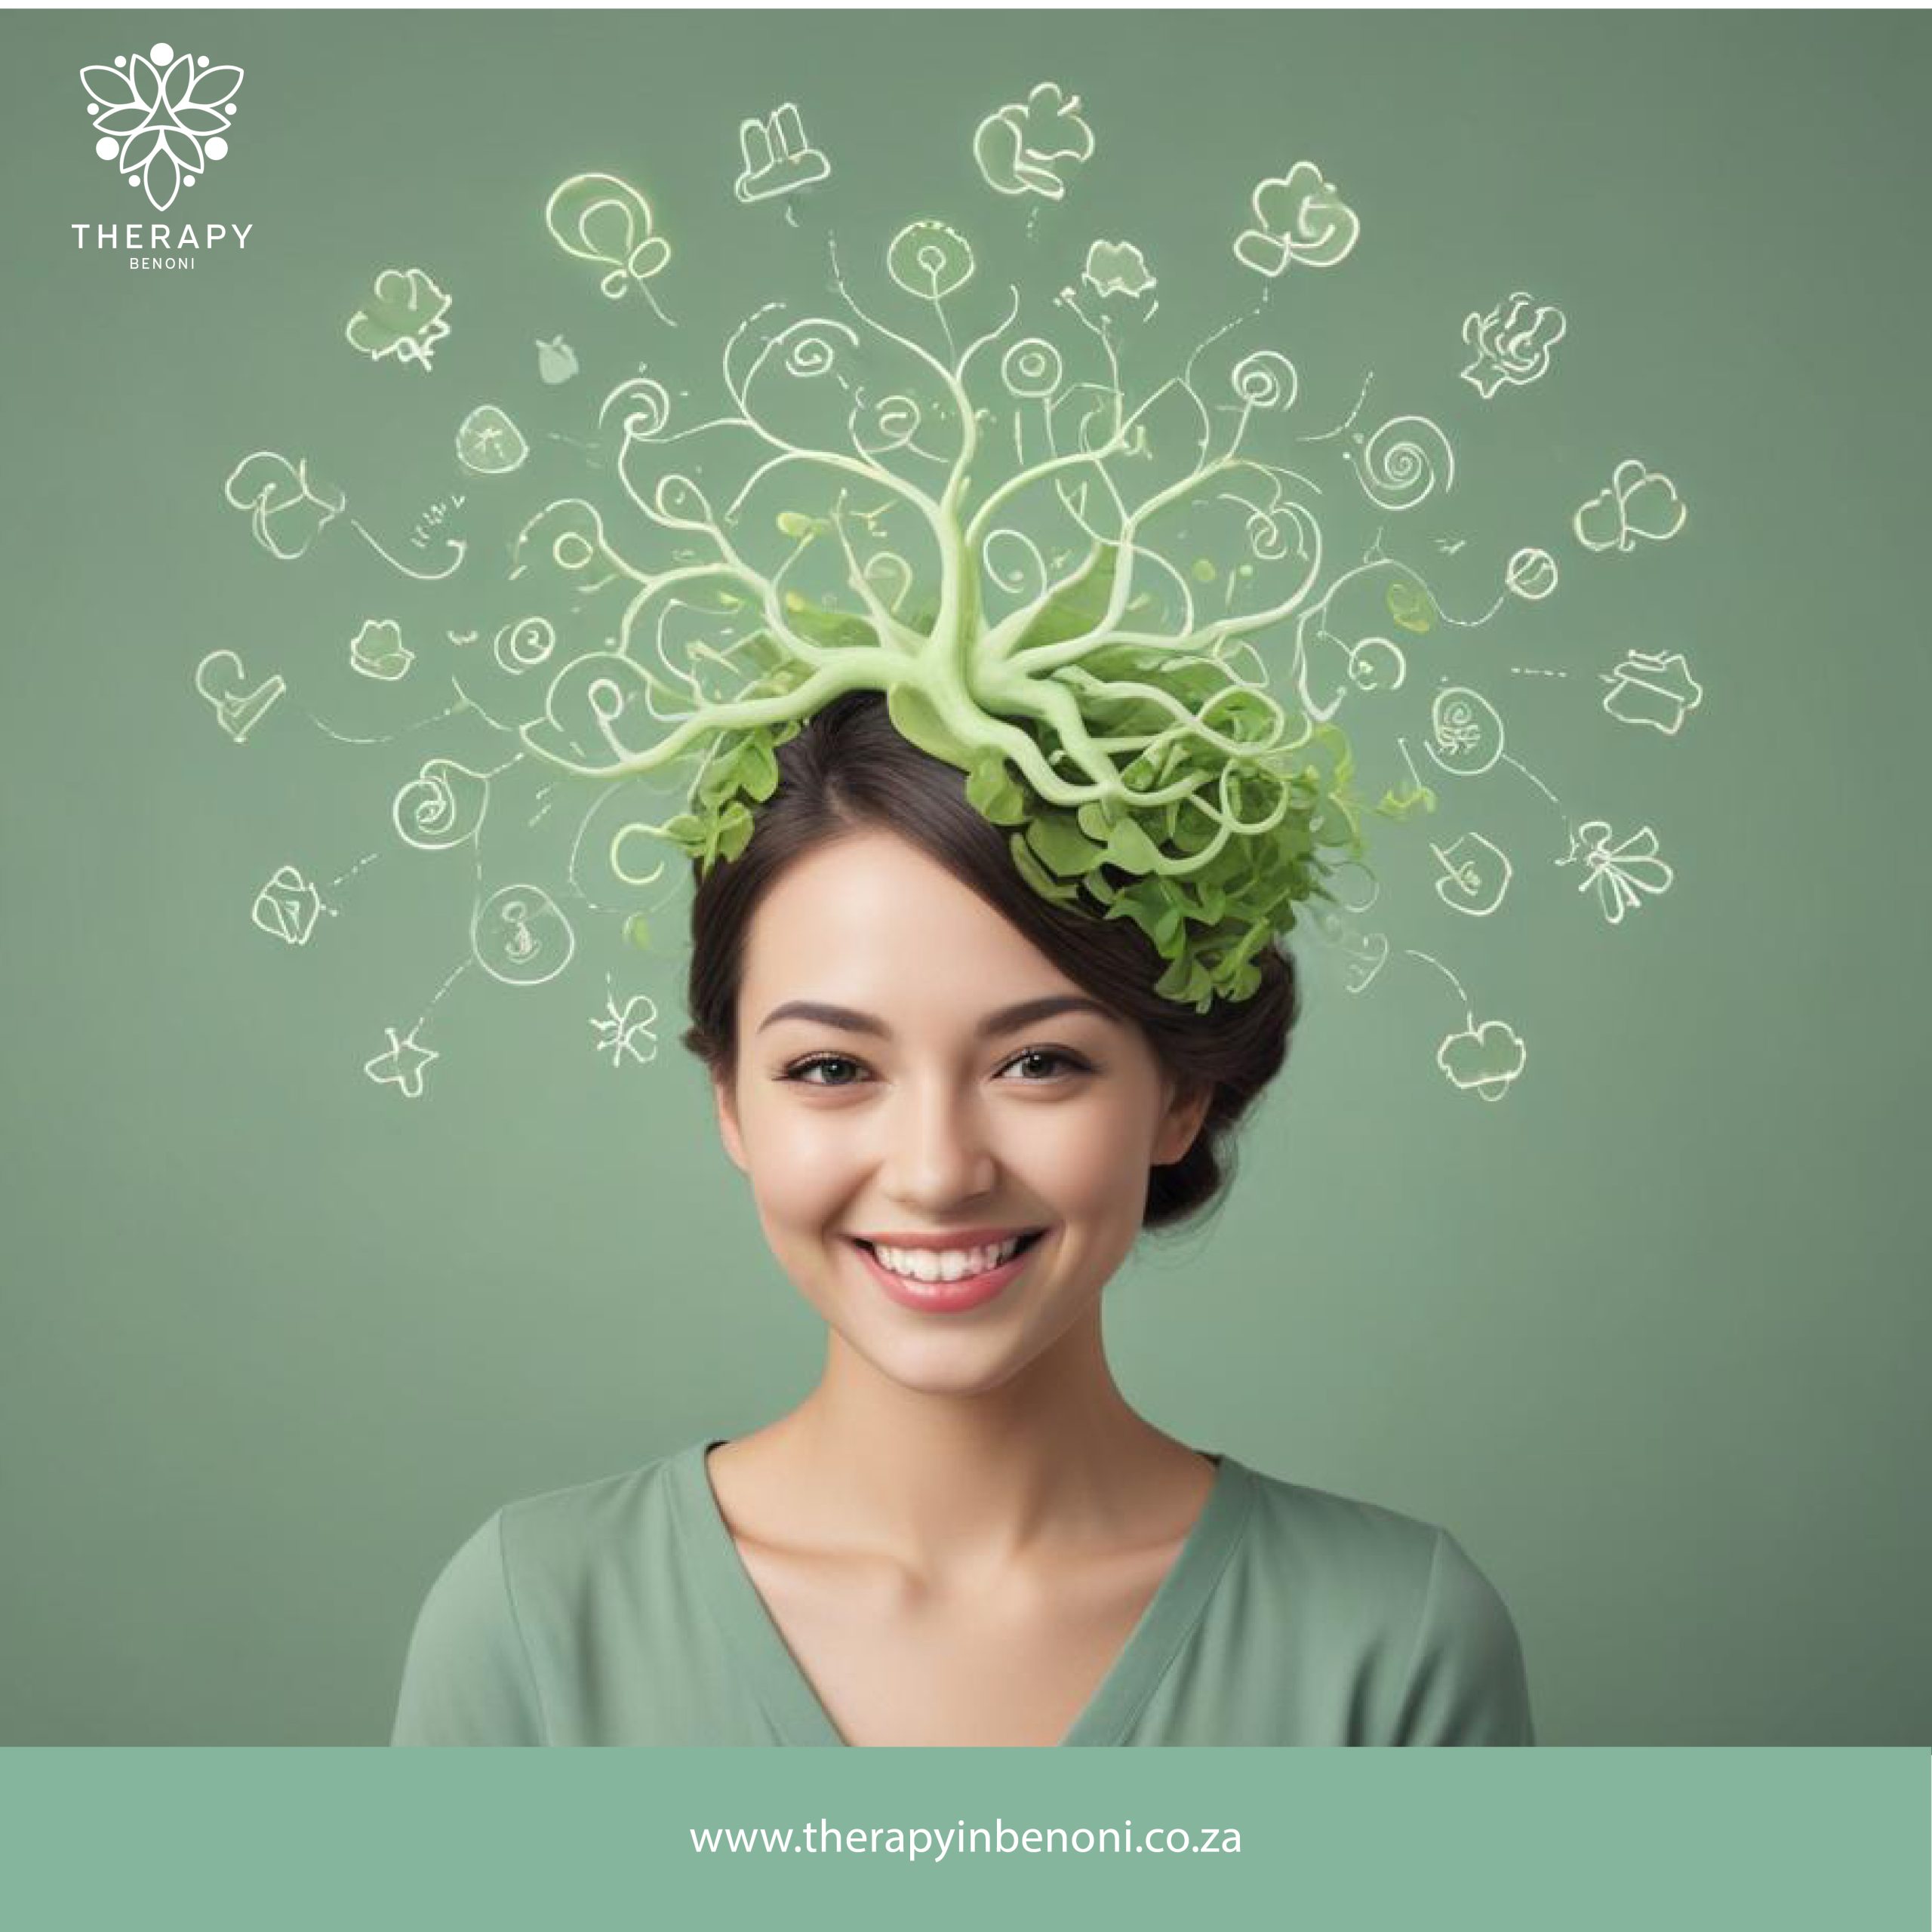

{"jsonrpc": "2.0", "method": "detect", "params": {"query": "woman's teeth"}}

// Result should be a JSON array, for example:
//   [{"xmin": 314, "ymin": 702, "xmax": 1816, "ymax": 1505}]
[{"xmin": 868, "ymin": 1235, "xmax": 1026, "ymax": 1282}]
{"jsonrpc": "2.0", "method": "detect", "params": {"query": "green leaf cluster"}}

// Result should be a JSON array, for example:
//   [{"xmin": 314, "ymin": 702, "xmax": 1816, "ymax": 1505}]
[
  {"xmin": 961, "ymin": 644, "xmax": 1420, "ymax": 1012},
  {"xmin": 654, "ymin": 656, "xmax": 814, "ymax": 873}
]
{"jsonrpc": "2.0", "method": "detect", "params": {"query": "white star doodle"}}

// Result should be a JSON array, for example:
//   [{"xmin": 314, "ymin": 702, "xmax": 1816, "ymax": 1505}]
[{"xmin": 364, "ymin": 1023, "xmax": 437, "ymax": 1098}]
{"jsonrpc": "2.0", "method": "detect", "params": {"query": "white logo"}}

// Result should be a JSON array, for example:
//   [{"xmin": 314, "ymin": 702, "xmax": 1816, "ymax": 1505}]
[{"xmin": 80, "ymin": 39, "xmax": 243, "ymax": 212}]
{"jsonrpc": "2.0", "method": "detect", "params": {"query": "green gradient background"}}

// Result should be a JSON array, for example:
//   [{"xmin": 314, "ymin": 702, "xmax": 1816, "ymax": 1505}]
[{"xmin": 1, "ymin": 9, "xmax": 1926, "ymax": 1748}]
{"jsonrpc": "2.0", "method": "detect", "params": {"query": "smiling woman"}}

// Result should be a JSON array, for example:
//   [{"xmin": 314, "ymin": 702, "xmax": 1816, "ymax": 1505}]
[{"xmin": 391, "ymin": 692, "xmax": 1536, "ymax": 1747}]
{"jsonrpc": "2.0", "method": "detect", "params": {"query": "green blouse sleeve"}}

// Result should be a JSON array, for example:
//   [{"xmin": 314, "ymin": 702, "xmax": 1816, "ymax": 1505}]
[
  {"xmin": 1393, "ymin": 1528, "xmax": 1537, "ymax": 1745},
  {"xmin": 390, "ymin": 1510, "xmax": 546, "ymax": 1746}
]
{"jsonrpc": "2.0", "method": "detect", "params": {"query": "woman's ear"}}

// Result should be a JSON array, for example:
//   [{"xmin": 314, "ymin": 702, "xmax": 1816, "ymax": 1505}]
[
  {"xmin": 712, "ymin": 1074, "xmax": 748, "ymax": 1174},
  {"xmin": 1153, "ymin": 1078, "xmax": 1213, "ymax": 1168}
]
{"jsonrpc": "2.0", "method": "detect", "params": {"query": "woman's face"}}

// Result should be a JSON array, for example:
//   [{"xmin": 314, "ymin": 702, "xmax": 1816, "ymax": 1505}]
[{"xmin": 712, "ymin": 827, "xmax": 1210, "ymax": 1394}]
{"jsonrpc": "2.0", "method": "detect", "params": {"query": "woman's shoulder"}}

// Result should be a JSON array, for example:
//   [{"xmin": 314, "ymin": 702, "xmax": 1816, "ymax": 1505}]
[
  {"xmin": 413, "ymin": 1443, "xmax": 703, "ymax": 1623},
  {"xmin": 488, "ymin": 1441, "xmax": 700, "ymax": 1575},
  {"xmin": 1227, "ymin": 1457, "xmax": 1537, "ymax": 1743},
  {"xmin": 496, "ymin": 1445, "xmax": 687, "ymax": 1516},
  {"xmin": 1232, "ymin": 1456, "xmax": 1445, "ymax": 1568}
]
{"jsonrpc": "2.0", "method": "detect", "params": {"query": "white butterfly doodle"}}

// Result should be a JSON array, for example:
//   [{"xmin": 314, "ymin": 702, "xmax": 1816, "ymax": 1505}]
[{"xmin": 1558, "ymin": 820, "xmax": 1674, "ymax": 925}]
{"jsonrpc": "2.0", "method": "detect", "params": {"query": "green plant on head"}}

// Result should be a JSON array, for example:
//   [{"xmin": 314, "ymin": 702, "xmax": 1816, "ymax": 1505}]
[{"xmin": 515, "ymin": 222, "xmax": 1434, "ymax": 1011}]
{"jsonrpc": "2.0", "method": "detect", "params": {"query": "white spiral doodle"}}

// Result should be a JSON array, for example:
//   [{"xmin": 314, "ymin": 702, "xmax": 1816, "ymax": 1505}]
[
  {"xmin": 1244, "ymin": 509, "xmax": 1291, "ymax": 561},
  {"xmin": 777, "ymin": 324, "xmax": 844, "ymax": 380},
  {"xmin": 493, "ymin": 617, "xmax": 555, "ymax": 675},
  {"xmin": 598, "ymin": 374, "xmax": 671, "ymax": 440},
  {"xmin": 1345, "ymin": 635, "xmax": 1407, "ymax": 694},
  {"xmin": 1001, "ymin": 337, "xmax": 1063, "ymax": 399},
  {"xmin": 1230, "ymin": 350, "xmax": 1300, "ymax": 412},
  {"xmin": 1426, "ymin": 685, "xmax": 1505, "ymax": 777},
  {"xmin": 852, "ymin": 390, "xmax": 923, "ymax": 456},
  {"xmin": 1355, "ymin": 415, "xmax": 1455, "ymax": 512},
  {"xmin": 392, "ymin": 758, "xmax": 489, "ymax": 851}
]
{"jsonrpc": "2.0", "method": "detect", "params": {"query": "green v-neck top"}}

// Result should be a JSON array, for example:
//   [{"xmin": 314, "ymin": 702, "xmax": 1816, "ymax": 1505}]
[{"xmin": 391, "ymin": 1441, "xmax": 1535, "ymax": 1746}]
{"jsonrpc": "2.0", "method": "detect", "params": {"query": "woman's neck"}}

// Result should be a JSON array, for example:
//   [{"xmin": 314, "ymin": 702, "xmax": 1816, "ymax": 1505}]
[{"xmin": 715, "ymin": 1315, "xmax": 1214, "ymax": 1589}]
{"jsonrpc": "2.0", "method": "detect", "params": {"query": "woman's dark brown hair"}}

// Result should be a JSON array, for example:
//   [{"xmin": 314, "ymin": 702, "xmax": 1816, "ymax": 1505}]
[{"xmin": 679, "ymin": 691, "xmax": 1300, "ymax": 1231}]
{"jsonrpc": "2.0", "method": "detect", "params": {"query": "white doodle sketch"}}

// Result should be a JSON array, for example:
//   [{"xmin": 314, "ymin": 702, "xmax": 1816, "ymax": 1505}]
[
  {"xmin": 1350, "ymin": 414, "xmax": 1455, "ymax": 512},
  {"xmin": 344, "ymin": 267, "xmax": 452, "ymax": 371},
  {"xmin": 392, "ymin": 758, "xmax": 489, "ymax": 851},
  {"xmin": 592, "ymin": 991, "xmax": 660, "ymax": 1069},
  {"xmin": 456, "ymin": 405, "xmax": 528, "ymax": 475},
  {"xmin": 1406, "ymin": 949, "xmax": 1528, "ymax": 1103},
  {"xmin": 536, "ymin": 336, "xmax": 579, "ymax": 385},
  {"xmin": 1233, "ymin": 161, "xmax": 1359, "ymax": 277},
  {"xmin": 222, "ymin": 452, "xmax": 343, "ymax": 561},
  {"xmin": 1558, "ymin": 820, "xmax": 1675, "ymax": 924},
  {"xmin": 1343, "ymin": 929, "xmax": 1391, "ymax": 995},
  {"xmin": 211, "ymin": 140, "xmax": 1700, "ymax": 1105},
  {"xmin": 1600, "ymin": 649, "xmax": 1703, "ymax": 735},
  {"xmin": 223, "ymin": 450, "xmax": 465, "ymax": 581},
  {"xmin": 471, "ymin": 884, "xmax": 576, "ymax": 986},
  {"xmin": 1324, "ymin": 860, "xmax": 1382, "ymax": 918},
  {"xmin": 734, "ymin": 102, "xmax": 829, "ymax": 203},
  {"xmin": 349, "ymin": 618, "xmax": 413, "ymax": 681},
  {"xmin": 364, "ymin": 1023, "xmax": 437, "ymax": 1099},
  {"xmin": 973, "ymin": 82, "xmax": 1094, "ymax": 200},
  {"xmin": 195, "ymin": 648, "xmax": 284, "ymax": 742},
  {"xmin": 1081, "ymin": 240, "xmax": 1155, "ymax": 299},
  {"xmin": 250, "ymin": 863, "xmax": 324, "ymax": 945},
  {"xmin": 1460, "ymin": 291, "xmax": 1567, "ymax": 398},
  {"xmin": 1573, "ymin": 458, "xmax": 1687, "ymax": 553},
  {"xmin": 408, "ymin": 494, "xmax": 466, "ymax": 558},
  {"xmin": 1504, "ymin": 546, "xmax": 1559, "ymax": 600},
  {"xmin": 1344, "ymin": 635, "xmax": 1407, "ymax": 695},
  {"xmin": 1425, "ymin": 686, "xmax": 1506, "ymax": 778},
  {"xmin": 1432, "ymin": 832, "xmax": 1514, "ymax": 917},
  {"xmin": 887, "ymin": 219, "xmax": 976, "ymax": 302},
  {"xmin": 544, "ymin": 172, "xmax": 673, "ymax": 321},
  {"xmin": 1436, "ymin": 1017, "xmax": 1528, "ymax": 1102},
  {"xmin": 492, "ymin": 616, "xmax": 556, "ymax": 675},
  {"xmin": 1314, "ymin": 907, "xmax": 1392, "ymax": 995}
]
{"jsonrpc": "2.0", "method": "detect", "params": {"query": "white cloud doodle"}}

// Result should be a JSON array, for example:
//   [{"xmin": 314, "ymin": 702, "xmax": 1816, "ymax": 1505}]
[{"xmin": 1436, "ymin": 1018, "xmax": 1527, "ymax": 1102}]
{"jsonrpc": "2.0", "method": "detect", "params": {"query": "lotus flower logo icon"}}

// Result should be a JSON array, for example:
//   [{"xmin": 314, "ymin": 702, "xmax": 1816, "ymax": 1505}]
[{"xmin": 79, "ymin": 39, "xmax": 243, "ymax": 212}]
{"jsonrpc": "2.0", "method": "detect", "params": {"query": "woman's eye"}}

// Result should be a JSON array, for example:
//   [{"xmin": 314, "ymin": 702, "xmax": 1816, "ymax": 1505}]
[
  {"xmin": 784, "ymin": 1055, "xmax": 867, "ymax": 1087},
  {"xmin": 1002, "ymin": 1048, "xmax": 1089, "ymax": 1081}
]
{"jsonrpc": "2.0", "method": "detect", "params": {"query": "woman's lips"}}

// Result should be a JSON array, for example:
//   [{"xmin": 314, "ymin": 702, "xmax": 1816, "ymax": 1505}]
[{"xmin": 846, "ymin": 1231, "xmax": 1044, "ymax": 1313}]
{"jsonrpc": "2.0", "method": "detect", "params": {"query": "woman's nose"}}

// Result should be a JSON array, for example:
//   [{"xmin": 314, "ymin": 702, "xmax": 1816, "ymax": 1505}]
[{"xmin": 879, "ymin": 1082, "xmax": 997, "ymax": 1208}]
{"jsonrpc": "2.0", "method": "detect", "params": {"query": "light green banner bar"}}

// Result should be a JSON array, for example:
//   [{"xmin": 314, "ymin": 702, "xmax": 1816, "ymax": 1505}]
[{"xmin": 2, "ymin": 1750, "xmax": 1925, "ymax": 1926}]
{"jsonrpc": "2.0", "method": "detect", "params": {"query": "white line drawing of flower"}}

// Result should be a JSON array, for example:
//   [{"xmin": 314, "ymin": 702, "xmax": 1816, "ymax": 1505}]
[
  {"xmin": 974, "ymin": 82, "xmax": 1094, "ymax": 201},
  {"xmin": 1234, "ymin": 161, "xmax": 1359, "ymax": 278},
  {"xmin": 1460, "ymin": 291, "xmax": 1568, "ymax": 399},
  {"xmin": 1081, "ymin": 239, "xmax": 1156, "ymax": 300},
  {"xmin": 80, "ymin": 42, "xmax": 243, "ymax": 212}
]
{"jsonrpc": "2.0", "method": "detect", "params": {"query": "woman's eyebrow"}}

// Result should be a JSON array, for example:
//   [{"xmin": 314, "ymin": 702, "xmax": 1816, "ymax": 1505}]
[{"xmin": 755, "ymin": 994, "xmax": 1119, "ymax": 1038}]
